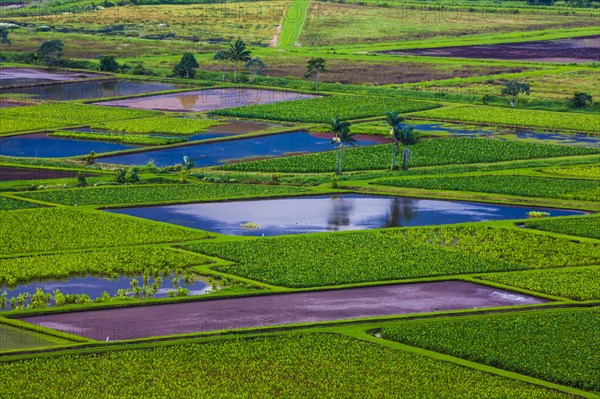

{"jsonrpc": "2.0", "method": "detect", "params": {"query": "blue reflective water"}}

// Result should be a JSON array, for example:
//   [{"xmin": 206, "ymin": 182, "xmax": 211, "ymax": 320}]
[
  {"xmin": 1, "ymin": 274, "xmax": 211, "ymax": 309},
  {"xmin": 0, "ymin": 133, "xmax": 139, "ymax": 158},
  {"xmin": 0, "ymin": 80, "xmax": 182, "ymax": 101},
  {"xmin": 406, "ymin": 121, "xmax": 599, "ymax": 147},
  {"xmin": 99, "ymin": 132, "xmax": 387, "ymax": 166},
  {"xmin": 107, "ymin": 194, "xmax": 583, "ymax": 236}
]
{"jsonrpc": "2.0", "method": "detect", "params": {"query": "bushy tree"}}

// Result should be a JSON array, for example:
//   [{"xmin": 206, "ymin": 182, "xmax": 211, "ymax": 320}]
[
  {"xmin": 37, "ymin": 39, "xmax": 64, "ymax": 67},
  {"xmin": 0, "ymin": 26, "xmax": 10, "ymax": 45},
  {"xmin": 568, "ymin": 92, "xmax": 592, "ymax": 108},
  {"xmin": 245, "ymin": 57, "xmax": 266, "ymax": 83},
  {"xmin": 501, "ymin": 80, "xmax": 530, "ymax": 107},
  {"xmin": 173, "ymin": 53, "xmax": 199, "ymax": 78},
  {"xmin": 305, "ymin": 57, "xmax": 327, "ymax": 90},
  {"xmin": 99, "ymin": 55, "xmax": 118, "ymax": 72}
]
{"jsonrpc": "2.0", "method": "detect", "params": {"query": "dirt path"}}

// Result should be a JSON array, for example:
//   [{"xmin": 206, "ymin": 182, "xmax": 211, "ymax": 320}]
[{"xmin": 20, "ymin": 281, "xmax": 547, "ymax": 341}]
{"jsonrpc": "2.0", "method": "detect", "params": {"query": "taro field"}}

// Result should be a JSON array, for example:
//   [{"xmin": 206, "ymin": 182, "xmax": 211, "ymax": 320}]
[{"xmin": 0, "ymin": 2, "xmax": 598, "ymax": 397}]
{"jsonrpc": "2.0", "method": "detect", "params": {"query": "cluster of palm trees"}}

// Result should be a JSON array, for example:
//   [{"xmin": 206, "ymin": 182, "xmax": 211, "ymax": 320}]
[{"xmin": 329, "ymin": 111, "xmax": 419, "ymax": 174}]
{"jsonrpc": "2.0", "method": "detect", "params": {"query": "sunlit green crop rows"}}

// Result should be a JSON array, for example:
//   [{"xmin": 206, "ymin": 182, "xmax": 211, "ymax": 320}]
[
  {"xmin": 410, "ymin": 105, "xmax": 600, "ymax": 133},
  {"xmin": 0, "ymin": 208, "xmax": 207, "ymax": 255},
  {"xmin": 0, "ymin": 104, "xmax": 157, "ymax": 135},
  {"xmin": 379, "ymin": 175, "xmax": 600, "ymax": 202},
  {"xmin": 524, "ymin": 215, "xmax": 600, "ymax": 240},
  {"xmin": 0, "ymin": 247, "xmax": 209, "ymax": 285},
  {"xmin": 222, "ymin": 138, "xmax": 598, "ymax": 173},
  {"xmin": 186, "ymin": 226, "xmax": 599, "ymax": 287},
  {"xmin": 17, "ymin": 184, "xmax": 310, "ymax": 206},
  {"xmin": 0, "ymin": 196, "xmax": 40, "ymax": 211},
  {"xmin": 0, "ymin": 333, "xmax": 577, "ymax": 398},
  {"xmin": 91, "ymin": 116, "xmax": 222, "ymax": 135},
  {"xmin": 381, "ymin": 308, "xmax": 600, "ymax": 391},
  {"xmin": 481, "ymin": 267, "xmax": 600, "ymax": 301},
  {"xmin": 212, "ymin": 95, "xmax": 437, "ymax": 123},
  {"xmin": 49, "ymin": 131, "xmax": 185, "ymax": 146},
  {"xmin": 541, "ymin": 164, "xmax": 600, "ymax": 179}
]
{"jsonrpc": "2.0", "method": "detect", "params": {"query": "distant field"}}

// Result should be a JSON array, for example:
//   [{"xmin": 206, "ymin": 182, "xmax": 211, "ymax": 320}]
[
  {"xmin": 299, "ymin": 2, "xmax": 598, "ymax": 46},
  {"xmin": 12, "ymin": 2, "xmax": 288, "ymax": 45},
  {"xmin": 417, "ymin": 68, "xmax": 600, "ymax": 102}
]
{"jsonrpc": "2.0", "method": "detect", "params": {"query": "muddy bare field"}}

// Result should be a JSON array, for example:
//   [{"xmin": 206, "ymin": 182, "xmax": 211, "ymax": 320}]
[
  {"xmin": 21, "ymin": 281, "xmax": 547, "ymax": 340},
  {"xmin": 205, "ymin": 60, "xmax": 527, "ymax": 86},
  {"xmin": 385, "ymin": 36, "xmax": 600, "ymax": 63},
  {"xmin": 0, "ymin": 166, "xmax": 84, "ymax": 181}
]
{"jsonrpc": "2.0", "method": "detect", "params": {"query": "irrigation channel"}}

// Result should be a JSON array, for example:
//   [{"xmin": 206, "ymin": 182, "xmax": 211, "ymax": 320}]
[{"xmin": 20, "ymin": 281, "xmax": 547, "ymax": 340}]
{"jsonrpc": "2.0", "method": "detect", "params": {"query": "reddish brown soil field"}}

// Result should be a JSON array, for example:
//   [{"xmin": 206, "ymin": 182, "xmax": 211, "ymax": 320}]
[
  {"xmin": 385, "ymin": 36, "xmax": 600, "ymax": 63},
  {"xmin": 21, "ymin": 281, "xmax": 547, "ymax": 340},
  {"xmin": 0, "ymin": 166, "xmax": 83, "ymax": 181},
  {"xmin": 206, "ymin": 59, "xmax": 528, "ymax": 85}
]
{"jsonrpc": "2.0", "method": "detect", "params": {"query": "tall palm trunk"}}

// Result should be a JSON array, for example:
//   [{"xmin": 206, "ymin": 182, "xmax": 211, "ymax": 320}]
[
  {"xmin": 402, "ymin": 145, "xmax": 409, "ymax": 171},
  {"xmin": 233, "ymin": 61, "xmax": 237, "ymax": 83}
]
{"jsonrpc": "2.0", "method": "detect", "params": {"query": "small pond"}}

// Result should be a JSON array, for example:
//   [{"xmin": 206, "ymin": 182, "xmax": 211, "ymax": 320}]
[
  {"xmin": 0, "ymin": 132, "xmax": 139, "ymax": 158},
  {"xmin": 94, "ymin": 88, "xmax": 318, "ymax": 112},
  {"xmin": 0, "ymin": 80, "xmax": 184, "ymax": 101},
  {"xmin": 98, "ymin": 131, "xmax": 388, "ymax": 167},
  {"xmin": 107, "ymin": 194, "xmax": 583, "ymax": 236},
  {"xmin": 1, "ymin": 274, "xmax": 211, "ymax": 310}
]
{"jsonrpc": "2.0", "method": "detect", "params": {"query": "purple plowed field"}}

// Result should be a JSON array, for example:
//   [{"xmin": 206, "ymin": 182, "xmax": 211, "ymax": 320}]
[
  {"xmin": 385, "ymin": 36, "xmax": 600, "ymax": 63},
  {"xmin": 0, "ymin": 166, "xmax": 84, "ymax": 181},
  {"xmin": 21, "ymin": 281, "xmax": 547, "ymax": 341}
]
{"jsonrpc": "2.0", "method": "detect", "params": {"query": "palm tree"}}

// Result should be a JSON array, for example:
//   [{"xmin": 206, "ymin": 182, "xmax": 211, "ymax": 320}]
[
  {"xmin": 395, "ymin": 126, "xmax": 419, "ymax": 171},
  {"xmin": 225, "ymin": 39, "xmax": 252, "ymax": 83},
  {"xmin": 329, "ymin": 116, "xmax": 355, "ymax": 174},
  {"xmin": 385, "ymin": 111, "xmax": 404, "ymax": 170}
]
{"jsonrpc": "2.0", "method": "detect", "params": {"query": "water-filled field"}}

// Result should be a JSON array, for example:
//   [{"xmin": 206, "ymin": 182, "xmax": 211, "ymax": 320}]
[
  {"xmin": 99, "ymin": 131, "xmax": 388, "ymax": 166},
  {"xmin": 107, "ymin": 194, "xmax": 582, "ymax": 236},
  {"xmin": 95, "ymin": 88, "xmax": 318, "ymax": 112}
]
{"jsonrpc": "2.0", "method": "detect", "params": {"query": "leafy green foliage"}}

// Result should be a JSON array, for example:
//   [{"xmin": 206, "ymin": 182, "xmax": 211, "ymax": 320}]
[
  {"xmin": 186, "ymin": 226, "xmax": 600, "ymax": 287},
  {"xmin": 0, "ymin": 104, "xmax": 157, "ymax": 135},
  {"xmin": 378, "ymin": 175, "xmax": 600, "ymax": 202},
  {"xmin": 0, "ymin": 196, "xmax": 40, "ymax": 211},
  {"xmin": 381, "ymin": 308, "xmax": 600, "ymax": 391},
  {"xmin": 524, "ymin": 216, "xmax": 600, "ymax": 239},
  {"xmin": 0, "ymin": 334, "xmax": 577, "ymax": 398},
  {"xmin": 481, "ymin": 267, "xmax": 600, "ymax": 301},
  {"xmin": 402, "ymin": 226, "xmax": 600, "ymax": 269},
  {"xmin": 0, "ymin": 247, "xmax": 209, "ymax": 285},
  {"xmin": 49, "ymin": 131, "xmax": 186, "ymax": 146},
  {"xmin": 410, "ymin": 105, "xmax": 600, "ymax": 133},
  {"xmin": 212, "ymin": 95, "xmax": 436, "ymax": 123},
  {"xmin": 0, "ymin": 208, "xmax": 207, "ymax": 255},
  {"xmin": 541, "ymin": 164, "xmax": 600, "ymax": 179},
  {"xmin": 90, "ymin": 116, "xmax": 222, "ymax": 135},
  {"xmin": 222, "ymin": 138, "xmax": 597, "ymax": 173},
  {"xmin": 17, "ymin": 184, "xmax": 309, "ymax": 206}
]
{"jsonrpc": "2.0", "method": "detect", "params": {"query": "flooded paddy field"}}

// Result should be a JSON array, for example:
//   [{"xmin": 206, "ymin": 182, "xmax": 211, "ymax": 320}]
[
  {"xmin": 0, "ymin": 68, "xmax": 103, "ymax": 87},
  {"xmin": 94, "ymin": 88, "xmax": 318, "ymax": 112},
  {"xmin": 98, "ymin": 131, "xmax": 386, "ymax": 167},
  {"xmin": 0, "ymin": 132, "xmax": 139, "ymax": 158},
  {"xmin": 20, "ymin": 281, "xmax": 548, "ymax": 340},
  {"xmin": 107, "ymin": 194, "xmax": 582, "ymax": 236},
  {"xmin": 0, "ymin": 80, "xmax": 185, "ymax": 101}
]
